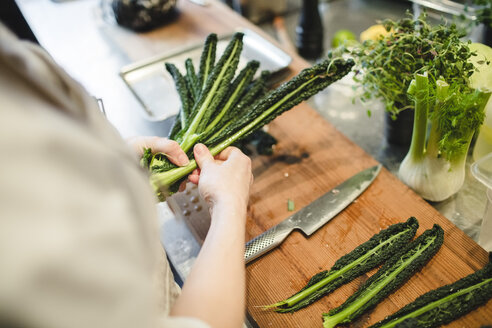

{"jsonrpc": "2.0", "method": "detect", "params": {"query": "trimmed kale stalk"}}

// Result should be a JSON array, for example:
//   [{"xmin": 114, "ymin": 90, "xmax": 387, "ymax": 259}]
[
  {"xmin": 369, "ymin": 253, "xmax": 492, "ymax": 328},
  {"xmin": 149, "ymin": 54, "xmax": 354, "ymax": 198},
  {"xmin": 266, "ymin": 217, "xmax": 419, "ymax": 313},
  {"xmin": 322, "ymin": 224, "xmax": 444, "ymax": 328}
]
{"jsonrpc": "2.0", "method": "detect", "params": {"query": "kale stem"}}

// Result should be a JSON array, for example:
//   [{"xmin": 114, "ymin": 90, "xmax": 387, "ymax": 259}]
[
  {"xmin": 206, "ymin": 121, "xmax": 230, "ymax": 143},
  {"xmin": 179, "ymin": 134, "xmax": 200, "ymax": 154},
  {"xmin": 150, "ymin": 160, "xmax": 198, "ymax": 190}
]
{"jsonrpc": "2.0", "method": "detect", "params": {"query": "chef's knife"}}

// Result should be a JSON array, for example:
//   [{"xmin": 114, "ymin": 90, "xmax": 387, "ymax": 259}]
[{"xmin": 244, "ymin": 164, "xmax": 382, "ymax": 263}]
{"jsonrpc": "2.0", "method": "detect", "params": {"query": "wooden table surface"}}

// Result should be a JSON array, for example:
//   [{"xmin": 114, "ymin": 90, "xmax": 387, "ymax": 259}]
[{"xmin": 154, "ymin": 1, "xmax": 492, "ymax": 327}]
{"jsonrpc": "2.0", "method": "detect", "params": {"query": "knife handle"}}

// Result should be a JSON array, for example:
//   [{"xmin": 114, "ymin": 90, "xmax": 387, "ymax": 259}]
[{"xmin": 244, "ymin": 221, "xmax": 294, "ymax": 264}]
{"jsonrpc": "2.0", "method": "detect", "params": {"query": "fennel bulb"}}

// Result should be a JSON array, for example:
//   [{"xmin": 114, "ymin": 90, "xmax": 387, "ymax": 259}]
[
  {"xmin": 399, "ymin": 73, "xmax": 491, "ymax": 202},
  {"xmin": 400, "ymin": 151, "xmax": 466, "ymax": 202}
]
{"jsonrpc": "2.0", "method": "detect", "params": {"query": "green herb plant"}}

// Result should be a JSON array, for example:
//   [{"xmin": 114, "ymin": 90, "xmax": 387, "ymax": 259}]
[
  {"xmin": 349, "ymin": 12, "xmax": 476, "ymax": 117},
  {"xmin": 347, "ymin": 12, "xmax": 492, "ymax": 201}
]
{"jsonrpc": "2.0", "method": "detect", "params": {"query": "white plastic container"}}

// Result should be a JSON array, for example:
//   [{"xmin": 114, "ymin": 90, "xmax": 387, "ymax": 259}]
[{"xmin": 471, "ymin": 152, "xmax": 492, "ymax": 251}]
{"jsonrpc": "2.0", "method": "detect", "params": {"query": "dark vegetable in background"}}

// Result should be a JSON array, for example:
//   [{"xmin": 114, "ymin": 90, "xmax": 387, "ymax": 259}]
[
  {"xmin": 235, "ymin": 129, "xmax": 278, "ymax": 156},
  {"xmin": 111, "ymin": 0, "xmax": 178, "ymax": 32}
]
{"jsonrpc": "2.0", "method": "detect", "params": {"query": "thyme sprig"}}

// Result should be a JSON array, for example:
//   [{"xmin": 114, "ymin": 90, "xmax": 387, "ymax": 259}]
[{"xmin": 349, "ymin": 12, "xmax": 477, "ymax": 117}]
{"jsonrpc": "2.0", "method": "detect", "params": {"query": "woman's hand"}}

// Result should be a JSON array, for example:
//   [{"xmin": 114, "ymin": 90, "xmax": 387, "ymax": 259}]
[
  {"xmin": 171, "ymin": 143, "xmax": 251, "ymax": 328},
  {"xmin": 126, "ymin": 136, "xmax": 189, "ymax": 167},
  {"xmin": 188, "ymin": 144, "xmax": 252, "ymax": 210}
]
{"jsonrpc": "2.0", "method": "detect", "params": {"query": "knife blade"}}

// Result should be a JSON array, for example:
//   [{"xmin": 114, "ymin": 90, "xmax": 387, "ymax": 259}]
[{"xmin": 244, "ymin": 164, "xmax": 382, "ymax": 263}]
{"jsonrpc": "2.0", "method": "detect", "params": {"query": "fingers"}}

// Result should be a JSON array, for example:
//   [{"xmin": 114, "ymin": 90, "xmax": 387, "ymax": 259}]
[
  {"xmin": 214, "ymin": 146, "xmax": 240, "ymax": 161},
  {"xmin": 219, "ymin": 146, "xmax": 252, "ymax": 174},
  {"xmin": 188, "ymin": 174, "xmax": 199, "ymax": 184},
  {"xmin": 194, "ymin": 143, "xmax": 214, "ymax": 169},
  {"xmin": 154, "ymin": 139, "xmax": 189, "ymax": 167},
  {"xmin": 188, "ymin": 169, "xmax": 200, "ymax": 184},
  {"xmin": 126, "ymin": 136, "xmax": 148, "ymax": 156},
  {"xmin": 126, "ymin": 136, "xmax": 189, "ymax": 166},
  {"xmin": 191, "ymin": 145, "xmax": 253, "ymax": 193},
  {"xmin": 178, "ymin": 180, "xmax": 187, "ymax": 192}
]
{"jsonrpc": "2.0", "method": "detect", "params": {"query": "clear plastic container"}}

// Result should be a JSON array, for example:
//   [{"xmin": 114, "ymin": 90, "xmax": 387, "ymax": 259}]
[{"xmin": 471, "ymin": 152, "xmax": 492, "ymax": 251}]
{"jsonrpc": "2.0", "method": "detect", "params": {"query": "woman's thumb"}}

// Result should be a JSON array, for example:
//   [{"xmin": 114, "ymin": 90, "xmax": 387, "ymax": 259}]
[{"xmin": 194, "ymin": 143, "xmax": 214, "ymax": 169}]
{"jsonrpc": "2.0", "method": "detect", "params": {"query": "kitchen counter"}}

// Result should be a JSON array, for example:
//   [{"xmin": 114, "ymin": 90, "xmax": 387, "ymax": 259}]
[{"xmin": 14, "ymin": 0, "xmax": 491, "ymax": 327}]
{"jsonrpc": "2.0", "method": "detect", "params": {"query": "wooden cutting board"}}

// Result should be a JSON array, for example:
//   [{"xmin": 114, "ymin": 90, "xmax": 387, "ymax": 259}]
[
  {"xmin": 243, "ymin": 104, "xmax": 491, "ymax": 328},
  {"xmin": 159, "ymin": 1, "xmax": 492, "ymax": 327},
  {"xmin": 176, "ymin": 101, "xmax": 491, "ymax": 328}
]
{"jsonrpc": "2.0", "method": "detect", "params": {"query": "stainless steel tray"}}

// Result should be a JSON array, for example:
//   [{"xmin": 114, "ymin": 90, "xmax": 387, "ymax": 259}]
[
  {"xmin": 410, "ymin": 0, "xmax": 477, "ymax": 20},
  {"xmin": 120, "ymin": 28, "xmax": 292, "ymax": 121}
]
